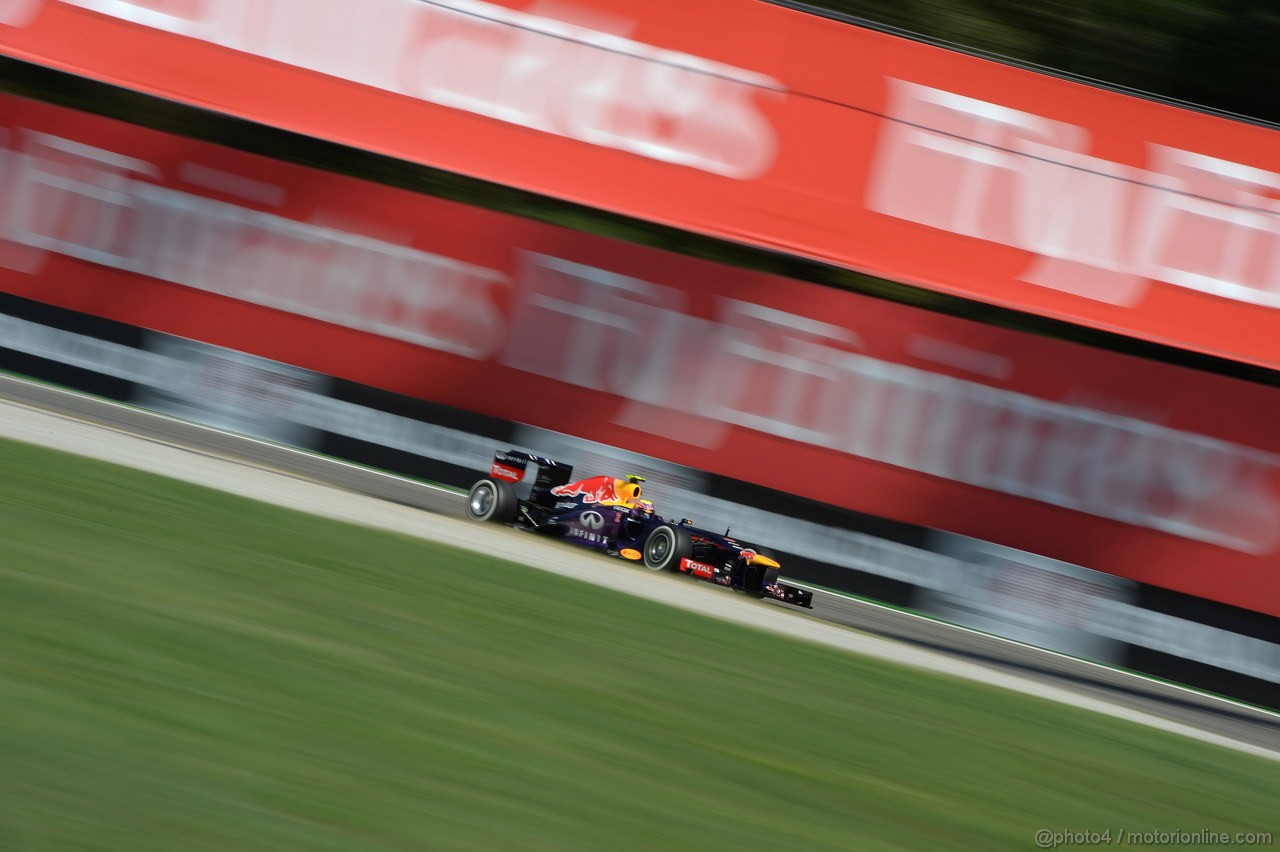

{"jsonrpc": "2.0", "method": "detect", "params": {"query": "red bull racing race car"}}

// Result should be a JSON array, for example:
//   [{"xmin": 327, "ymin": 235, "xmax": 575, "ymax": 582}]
[{"xmin": 465, "ymin": 450, "xmax": 814, "ymax": 608}]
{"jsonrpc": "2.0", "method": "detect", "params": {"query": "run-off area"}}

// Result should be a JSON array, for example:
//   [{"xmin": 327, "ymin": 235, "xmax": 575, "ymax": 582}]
[{"xmin": 0, "ymin": 404, "xmax": 1277, "ymax": 850}]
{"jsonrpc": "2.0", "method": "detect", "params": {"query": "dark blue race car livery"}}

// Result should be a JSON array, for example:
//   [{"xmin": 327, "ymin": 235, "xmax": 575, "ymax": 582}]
[{"xmin": 465, "ymin": 449, "xmax": 813, "ymax": 608}]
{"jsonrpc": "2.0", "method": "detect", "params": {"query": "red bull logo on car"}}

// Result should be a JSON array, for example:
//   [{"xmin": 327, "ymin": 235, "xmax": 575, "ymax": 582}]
[{"xmin": 550, "ymin": 475, "xmax": 642, "ymax": 508}]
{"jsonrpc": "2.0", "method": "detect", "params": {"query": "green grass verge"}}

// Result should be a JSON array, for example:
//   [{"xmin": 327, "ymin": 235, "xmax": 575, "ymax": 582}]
[{"xmin": 0, "ymin": 437, "xmax": 1276, "ymax": 851}]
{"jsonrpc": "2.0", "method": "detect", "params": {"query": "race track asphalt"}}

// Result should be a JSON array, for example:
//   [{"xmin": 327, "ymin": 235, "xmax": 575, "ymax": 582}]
[{"xmin": 1, "ymin": 372, "xmax": 1277, "ymax": 759}]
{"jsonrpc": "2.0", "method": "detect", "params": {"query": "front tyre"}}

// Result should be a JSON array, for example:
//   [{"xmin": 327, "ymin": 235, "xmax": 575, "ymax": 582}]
[
  {"xmin": 642, "ymin": 524, "xmax": 693, "ymax": 572},
  {"xmin": 466, "ymin": 478, "xmax": 518, "ymax": 524}
]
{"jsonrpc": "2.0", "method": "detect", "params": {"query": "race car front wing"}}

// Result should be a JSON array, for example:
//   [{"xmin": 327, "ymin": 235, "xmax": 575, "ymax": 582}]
[{"xmin": 764, "ymin": 582, "xmax": 814, "ymax": 609}]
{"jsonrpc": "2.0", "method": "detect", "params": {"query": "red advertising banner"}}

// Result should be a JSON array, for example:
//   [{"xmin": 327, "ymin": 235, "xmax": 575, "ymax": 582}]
[
  {"xmin": 0, "ymin": 93, "xmax": 1278, "ymax": 615},
  {"xmin": 3, "ymin": 1, "xmax": 1280, "ymax": 371}
]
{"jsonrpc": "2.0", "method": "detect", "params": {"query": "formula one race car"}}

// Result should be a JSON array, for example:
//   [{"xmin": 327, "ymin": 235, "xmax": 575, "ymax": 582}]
[{"xmin": 465, "ymin": 449, "xmax": 813, "ymax": 608}]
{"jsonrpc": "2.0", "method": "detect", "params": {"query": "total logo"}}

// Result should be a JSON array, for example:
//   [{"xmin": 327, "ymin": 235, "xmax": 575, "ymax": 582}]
[{"xmin": 680, "ymin": 558, "xmax": 718, "ymax": 580}]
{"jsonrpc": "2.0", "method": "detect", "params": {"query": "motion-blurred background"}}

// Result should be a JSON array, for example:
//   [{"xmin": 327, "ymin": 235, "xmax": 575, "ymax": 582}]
[{"xmin": 0, "ymin": 0, "xmax": 1276, "ymax": 726}]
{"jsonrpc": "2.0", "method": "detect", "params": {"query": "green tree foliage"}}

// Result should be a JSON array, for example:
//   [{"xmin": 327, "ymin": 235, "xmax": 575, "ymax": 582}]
[{"xmin": 793, "ymin": 0, "xmax": 1280, "ymax": 124}]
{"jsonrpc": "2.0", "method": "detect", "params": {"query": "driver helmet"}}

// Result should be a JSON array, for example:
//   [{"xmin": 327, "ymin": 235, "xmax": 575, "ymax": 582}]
[{"xmin": 635, "ymin": 498, "xmax": 655, "ymax": 518}]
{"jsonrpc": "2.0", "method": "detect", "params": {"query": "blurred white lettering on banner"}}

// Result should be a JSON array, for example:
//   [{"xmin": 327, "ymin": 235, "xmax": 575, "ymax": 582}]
[
  {"xmin": 0, "ymin": 130, "xmax": 508, "ymax": 358},
  {"xmin": 2, "ymin": 127, "xmax": 1277, "ymax": 554},
  {"xmin": 53, "ymin": 0, "xmax": 781, "ymax": 178},
  {"xmin": 507, "ymin": 253, "xmax": 1280, "ymax": 554},
  {"xmin": 0, "ymin": 0, "xmax": 37, "ymax": 26},
  {"xmin": 870, "ymin": 79, "xmax": 1280, "ymax": 309}
]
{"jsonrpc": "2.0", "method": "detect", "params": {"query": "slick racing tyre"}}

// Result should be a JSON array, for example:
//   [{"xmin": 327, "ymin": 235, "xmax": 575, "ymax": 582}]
[
  {"xmin": 642, "ymin": 524, "xmax": 693, "ymax": 572},
  {"xmin": 466, "ymin": 477, "xmax": 518, "ymax": 524}
]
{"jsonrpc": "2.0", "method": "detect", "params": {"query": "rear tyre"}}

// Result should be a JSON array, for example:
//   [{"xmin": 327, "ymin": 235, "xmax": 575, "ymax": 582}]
[
  {"xmin": 642, "ymin": 524, "xmax": 693, "ymax": 572},
  {"xmin": 466, "ymin": 478, "xmax": 518, "ymax": 524}
]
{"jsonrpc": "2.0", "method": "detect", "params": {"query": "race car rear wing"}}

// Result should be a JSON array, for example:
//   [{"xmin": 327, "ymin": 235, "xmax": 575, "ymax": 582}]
[{"xmin": 488, "ymin": 449, "xmax": 573, "ymax": 506}]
